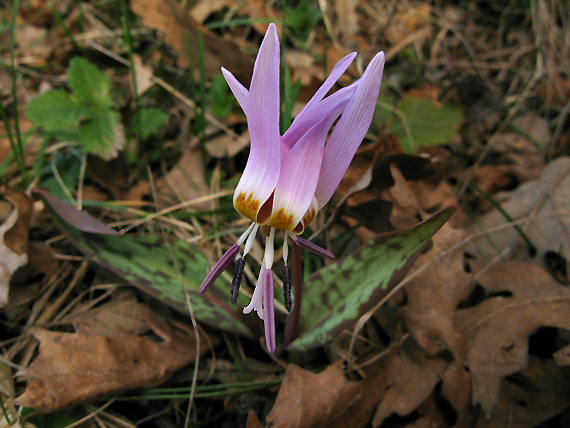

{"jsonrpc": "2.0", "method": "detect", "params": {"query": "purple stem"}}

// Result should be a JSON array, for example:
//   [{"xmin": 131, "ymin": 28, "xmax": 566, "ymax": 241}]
[{"xmin": 279, "ymin": 239, "xmax": 303, "ymax": 353}]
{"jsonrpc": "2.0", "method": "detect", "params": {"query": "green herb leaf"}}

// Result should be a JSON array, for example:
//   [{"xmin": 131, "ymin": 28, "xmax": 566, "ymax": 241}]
[
  {"xmin": 389, "ymin": 94, "xmax": 463, "ymax": 153},
  {"xmin": 25, "ymin": 90, "xmax": 91, "ymax": 131},
  {"xmin": 288, "ymin": 206, "xmax": 456, "ymax": 351},
  {"xmin": 130, "ymin": 107, "xmax": 168, "ymax": 139},
  {"xmin": 79, "ymin": 110, "xmax": 124, "ymax": 159},
  {"xmin": 68, "ymin": 57, "xmax": 112, "ymax": 110},
  {"xmin": 35, "ymin": 191, "xmax": 260, "ymax": 339}
]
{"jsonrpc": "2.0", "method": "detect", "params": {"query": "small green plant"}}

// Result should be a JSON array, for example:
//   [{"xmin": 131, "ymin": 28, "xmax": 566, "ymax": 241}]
[{"xmin": 26, "ymin": 58, "xmax": 124, "ymax": 160}]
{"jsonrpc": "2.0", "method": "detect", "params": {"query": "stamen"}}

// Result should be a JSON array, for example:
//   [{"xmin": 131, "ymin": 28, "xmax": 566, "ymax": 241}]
[
  {"xmin": 263, "ymin": 269, "xmax": 276, "ymax": 354},
  {"xmin": 282, "ymin": 232, "xmax": 289, "ymax": 264},
  {"xmin": 199, "ymin": 244, "xmax": 240, "ymax": 294},
  {"xmin": 243, "ymin": 223, "xmax": 259, "ymax": 257},
  {"xmin": 295, "ymin": 236, "xmax": 335, "ymax": 259},
  {"xmin": 264, "ymin": 227, "xmax": 276, "ymax": 269},
  {"xmin": 282, "ymin": 265, "xmax": 292, "ymax": 312},
  {"xmin": 237, "ymin": 222, "xmax": 256, "ymax": 246},
  {"xmin": 230, "ymin": 258, "xmax": 245, "ymax": 304},
  {"xmin": 243, "ymin": 262, "xmax": 265, "ymax": 319}
]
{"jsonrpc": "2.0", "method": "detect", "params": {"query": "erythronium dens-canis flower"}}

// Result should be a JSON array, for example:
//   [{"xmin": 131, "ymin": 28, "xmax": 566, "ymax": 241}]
[{"xmin": 199, "ymin": 23, "xmax": 385, "ymax": 354}]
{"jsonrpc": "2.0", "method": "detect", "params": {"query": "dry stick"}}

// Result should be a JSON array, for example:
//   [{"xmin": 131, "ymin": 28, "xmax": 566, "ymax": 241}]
[{"xmin": 347, "ymin": 211, "xmax": 570, "ymax": 364}]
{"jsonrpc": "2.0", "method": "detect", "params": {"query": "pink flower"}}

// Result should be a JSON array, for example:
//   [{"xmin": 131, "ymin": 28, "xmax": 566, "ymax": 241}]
[{"xmin": 200, "ymin": 23, "xmax": 385, "ymax": 353}]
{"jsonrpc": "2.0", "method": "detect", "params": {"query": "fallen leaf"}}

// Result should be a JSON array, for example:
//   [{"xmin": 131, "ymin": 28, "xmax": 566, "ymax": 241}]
[
  {"xmin": 130, "ymin": 0, "xmax": 253, "ymax": 80},
  {"xmin": 156, "ymin": 146, "xmax": 211, "ymax": 211},
  {"xmin": 246, "ymin": 410, "xmax": 264, "ymax": 428},
  {"xmin": 16, "ymin": 298, "xmax": 214, "ymax": 412},
  {"xmin": 0, "ymin": 190, "xmax": 32, "ymax": 308},
  {"xmin": 399, "ymin": 224, "xmax": 471, "ymax": 356},
  {"xmin": 466, "ymin": 156, "xmax": 570, "ymax": 273},
  {"xmin": 487, "ymin": 113, "xmax": 551, "ymax": 170},
  {"xmin": 474, "ymin": 356, "xmax": 570, "ymax": 428},
  {"xmin": 456, "ymin": 260, "xmax": 570, "ymax": 415},
  {"xmin": 372, "ymin": 341, "xmax": 449, "ymax": 427},
  {"xmin": 267, "ymin": 359, "xmax": 386, "ymax": 428},
  {"xmin": 133, "ymin": 55, "xmax": 155, "ymax": 95},
  {"xmin": 205, "ymin": 130, "xmax": 250, "ymax": 158}
]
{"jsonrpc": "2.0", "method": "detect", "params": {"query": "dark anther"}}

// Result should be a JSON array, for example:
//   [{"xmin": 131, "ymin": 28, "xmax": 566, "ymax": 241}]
[
  {"xmin": 283, "ymin": 265, "xmax": 292, "ymax": 312},
  {"xmin": 231, "ymin": 258, "xmax": 245, "ymax": 304}
]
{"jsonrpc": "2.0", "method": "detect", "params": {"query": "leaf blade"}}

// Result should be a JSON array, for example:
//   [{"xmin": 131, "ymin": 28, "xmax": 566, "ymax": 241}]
[{"xmin": 288, "ymin": 206, "xmax": 456, "ymax": 351}]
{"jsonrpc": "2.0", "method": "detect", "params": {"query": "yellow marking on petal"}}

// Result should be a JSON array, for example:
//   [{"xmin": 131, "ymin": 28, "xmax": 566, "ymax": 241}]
[
  {"xmin": 302, "ymin": 206, "xmax": 317, "ymax": 229},
  {"xmin": 268, "ymin": 208, "xmax": 295, "ymax": 231},
  {"xmin": 235, "ymin": 192, "xmax": 260, "ymax": 222}
]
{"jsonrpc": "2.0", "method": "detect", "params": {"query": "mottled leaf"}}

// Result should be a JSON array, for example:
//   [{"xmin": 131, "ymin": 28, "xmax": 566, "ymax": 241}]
[
  {"xmin": 36, "ymin": 191, "xmax": 259, "ymax": 338},
  {"xmin": 289, "ymin": 206, "xmax": 455, "ymax": 351}
]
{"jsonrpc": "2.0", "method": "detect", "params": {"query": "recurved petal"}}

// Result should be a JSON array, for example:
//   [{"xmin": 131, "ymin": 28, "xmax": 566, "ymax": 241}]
[
  {"xmin": 221, "ymin": 67, "xmax": 248, "ymax": 114},
  {"xmin": 268, "ymin": 116, "xmax": 334, "ymax": 233},
  {"xmin": 282, "ymin": 53, "xmax": 357, "ymax": 148},
  {"xmin": 233, "ymin": 24, "xmax": 282, "ymax": 223},
  {"xmin": 315, "ymin": 52, "xmax": 385, "ymax": 208}
]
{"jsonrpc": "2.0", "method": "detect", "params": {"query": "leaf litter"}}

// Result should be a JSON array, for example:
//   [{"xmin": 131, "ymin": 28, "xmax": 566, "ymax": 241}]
[{"xmin": 3, "ymin": 0, "xmax": 570, "ymax": 426}]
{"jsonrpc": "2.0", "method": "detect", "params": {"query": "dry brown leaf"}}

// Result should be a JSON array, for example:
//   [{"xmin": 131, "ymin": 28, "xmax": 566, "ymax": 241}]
[
  {"xmin": 130, "ymin": 0, "xmax": 253, "ymax": 80},
  {"xmin": 535, "ymin": 74, "xmax": 570, "ymax": 109},
  {"xmin": 156, "ymin": 146, "xmax": 211, "ymax": 211},
  {"xmin": 16, "ymin": 298, "xmax": 214, "ymax": 412},
  {"xmin": 474, "ymin": 356, "xmax": 570, "ymax": 428},
  {"xmin": 372, "ymin": 342, "xmax": 449, "ymax": 427},
  {"xmin": 133, "ymin": 55, "xmax": 155, "ymax": 95},
  {"xmin": 267, "ymin": 362, "xmax": 363, "ymax": 428},
  {"xmin": 399, "ymin": 224, "xmax": 471, "ymax": 356},
  {"xmin": 466, "ymin": 156, "xmax": 570, "ymax": 273},
  {"xmin": 267, "ymin": 359, "xmax": 386, "ymax": 428},
  {"xmin": 205, "ymin": 130, "xmax": 250, "ymax": 158},
  {"xmin": 455, "ymin": 260, "xmax": 570, "ymax": 416},
  {"xmin": 190, "ymin": 0, "xmax": 237, "ymax": 23},
  {"xmin": 490, "ymin": 113, "xmax": 551, "ymax": 168},
  {"xmin": 246, "ymin": 410, "xmax": 264, "ymax": 428},
  {"xmin": 0, "ymin": 191, "xmax": 32, "ymax": 308}
]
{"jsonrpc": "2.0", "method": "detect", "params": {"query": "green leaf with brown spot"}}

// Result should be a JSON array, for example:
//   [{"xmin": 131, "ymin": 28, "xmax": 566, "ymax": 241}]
[
  {"xmin": 35, "ymin": 191, "xmax": 259, "ymax": 339},
  {"xmin": 288, "ymin": 206, "xmax": 456, "ymax": 351}
]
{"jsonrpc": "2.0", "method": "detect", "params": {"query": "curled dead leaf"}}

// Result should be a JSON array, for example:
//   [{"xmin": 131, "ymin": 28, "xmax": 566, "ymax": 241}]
[{"xmin": 16, "ymin": 298, "xmax": 215, "ymax": 412}]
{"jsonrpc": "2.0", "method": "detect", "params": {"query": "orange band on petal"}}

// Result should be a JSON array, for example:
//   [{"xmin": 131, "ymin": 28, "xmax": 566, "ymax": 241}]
[
  {"xmin": 235, "ymin": 192, "xmax": 261, "ymax": 222},
  {"xmin": 268, "ymin": 208, "xmax": 295, "ymax": 231}
]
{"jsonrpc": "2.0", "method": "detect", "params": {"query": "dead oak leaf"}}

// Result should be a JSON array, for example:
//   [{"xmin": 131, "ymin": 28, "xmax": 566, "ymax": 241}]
[
  {"xmin": 399, "ymin": 224, "xmax": 471, "ymax": 356},
  {"xmin": 16, "ymin": 301, "xmax": 213, "ymax": 412},
  {"xmin": 372, "ymin": 342, "xmax": 449, "ymax": 427},
  {"xmin": 267, "ymin": 359, "xmax": 387, "ymax": 428},
  {"xmin": 131, "ymin": 0, "xmax": 253, "ymax": 80},
  {"xmin": 455, "ymin": 260, "xmax": 570, "ymax": 416},
  {"xmin": 0, "ymin": 190, "xmax": 32, "ymax": 308},
  {"xmin": 266, "ymin": 362, "xmax": 363, "ymax": 428}
]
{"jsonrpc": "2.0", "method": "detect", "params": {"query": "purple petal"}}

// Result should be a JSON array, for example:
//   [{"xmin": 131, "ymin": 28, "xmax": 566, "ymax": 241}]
[
  {"xmin": 233, "ymin": 23, "xmax": 282, "ymax": 224},
  {"xmin": 282, "ymin": 53, "xmax": 357, "ymax": 148},
  {"xmin": 294, "ymin": 236, "xmax": 335, "ymax": 259},
  {"xmin": 199, "ymin": 244, "xmax": 239, "ymax": 294},
  {"xmin": 263, "ymin": 269, "xmax": 276, "ymax": 354},
  {"xmin": 268, "ymin": 116, "xmax": 335, "ymax": 232},
  {"xmin": 221, "ymin": 67, "xmax": 248, "ymax": 114},
  {"xmin": 315, "ymin": 52, "xmax": 385, "ymax": 208}
]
